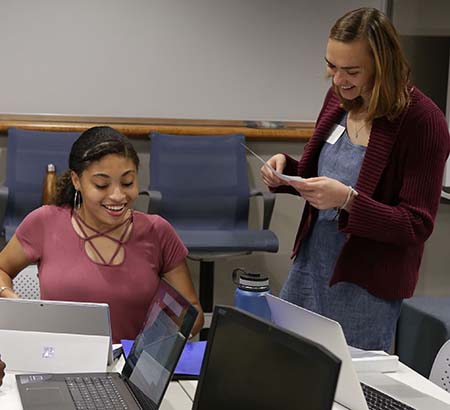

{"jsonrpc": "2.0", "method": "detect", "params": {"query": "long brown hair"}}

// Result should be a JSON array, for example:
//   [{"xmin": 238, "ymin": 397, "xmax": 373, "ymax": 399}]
[{"xmin": 330, "ymin": 7, "xmax": 410, "ymax": 120}]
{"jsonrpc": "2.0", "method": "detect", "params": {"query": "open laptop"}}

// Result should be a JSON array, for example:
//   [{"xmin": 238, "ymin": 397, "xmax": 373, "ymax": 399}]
[
  {"xmin": 192, "ymin": 305, "xmax": 341, "ymax": 410},
  {"xmin": 15, "ymin": 279, "xmax": 198, "ymax": 410},
  {"xmin": 266, "ymin": 294, "xmax": 450, "ymax": 410},
  {"xmin": 0, "ymin": 298, "xmax": 113, "ymax": 373}
]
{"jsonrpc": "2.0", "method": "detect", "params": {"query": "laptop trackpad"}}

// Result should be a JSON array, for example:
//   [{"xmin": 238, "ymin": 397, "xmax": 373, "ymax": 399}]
[
  {"xmin": 22, "ymin": 386, "xmax": 72, "ymax": 410},
  {"xmin": 363, "ymin": 376, "xmax": 424, "ymax": 399},
  {"xmin": 360, "ymin": 373, "xmax": 450, "ymax": 410}
]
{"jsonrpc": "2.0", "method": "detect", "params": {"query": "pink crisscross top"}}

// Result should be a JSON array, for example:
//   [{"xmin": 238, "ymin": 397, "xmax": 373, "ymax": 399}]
[
  {"xmin": 16, "ymin": 205, "xmax": 188, "ymax": 342},
  {"xmin": 72, "ymin": 210, "xmax": 133, "ymax": 266}
]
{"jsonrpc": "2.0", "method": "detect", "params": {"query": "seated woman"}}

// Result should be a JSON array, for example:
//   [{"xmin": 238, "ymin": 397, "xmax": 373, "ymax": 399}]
[{"xmin": 0, "ymin": 126, "xmax": 204, "ymax": 342}]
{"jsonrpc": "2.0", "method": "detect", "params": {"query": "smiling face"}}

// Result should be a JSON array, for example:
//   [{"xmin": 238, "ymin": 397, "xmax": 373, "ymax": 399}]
[
  {"xmin": 71, "ymin": 153, "xmax": 139, "ymax": 231},
  {"xmin": 325, "ymin": 38, "xmax": 375, "ymax": 107}
]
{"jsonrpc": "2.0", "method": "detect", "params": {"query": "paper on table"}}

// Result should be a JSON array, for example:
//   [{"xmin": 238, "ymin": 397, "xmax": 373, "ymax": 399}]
[
  {"xmin": 241, "ymin": 143, "xmax": 304, "ymax": 182},
  {"xmin": 174, "ymin": 340, "xmax": 207, "ymax": 376},
  {"xmin": 121, "ymin": 339, "xmax": 134, "ymax": 358},
  {"xmin": 348, "ymin": 345, "xmax": 399, "ymax": 373}
]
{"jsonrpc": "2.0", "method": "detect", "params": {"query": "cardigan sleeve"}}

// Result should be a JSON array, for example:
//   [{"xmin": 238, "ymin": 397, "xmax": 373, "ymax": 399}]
[{"xmin": 339, "ymin": 108, "xmax": 450, "ymax": 246}]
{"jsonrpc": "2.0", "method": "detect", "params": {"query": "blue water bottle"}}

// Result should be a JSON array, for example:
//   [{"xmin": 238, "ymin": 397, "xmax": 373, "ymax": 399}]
[{"xmin": 232, "ymin": 268, "xmax": 271, "ymax": 321}]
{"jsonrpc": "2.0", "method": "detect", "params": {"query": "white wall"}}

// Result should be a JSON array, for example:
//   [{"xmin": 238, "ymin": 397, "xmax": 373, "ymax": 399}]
[{"xmin": 0, "ymin": 0, "xmax": 384, "ymax": 121}]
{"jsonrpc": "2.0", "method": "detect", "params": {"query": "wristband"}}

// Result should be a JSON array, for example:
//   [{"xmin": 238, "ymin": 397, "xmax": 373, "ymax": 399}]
[
  {"xmin": 334, "ymin": 186, "xmax": 358, "ymax": 216},
  {"xmin": 342, "ymin": 186, "xmax": 358, "ymax": 210}
]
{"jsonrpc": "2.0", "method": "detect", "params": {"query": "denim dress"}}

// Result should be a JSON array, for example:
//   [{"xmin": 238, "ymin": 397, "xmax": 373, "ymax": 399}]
[{"xmin": 280, "ymin": 115, "xmax": 402, "ymax": 351}]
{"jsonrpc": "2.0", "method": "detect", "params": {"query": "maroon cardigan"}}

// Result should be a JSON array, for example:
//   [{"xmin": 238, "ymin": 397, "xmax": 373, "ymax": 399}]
[{"xmin": 278, "ymin": 87, "xmax": 450, "ymax": 299}]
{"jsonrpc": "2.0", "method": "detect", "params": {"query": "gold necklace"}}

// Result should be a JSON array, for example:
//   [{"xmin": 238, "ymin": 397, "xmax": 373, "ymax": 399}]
[
  {"xmin": 354, "ymin": 120, "xmax": 366, "ymax": 139},
  {"xmin": 349, "ymin": 109, "xmax": 368, "ymax": 139}
]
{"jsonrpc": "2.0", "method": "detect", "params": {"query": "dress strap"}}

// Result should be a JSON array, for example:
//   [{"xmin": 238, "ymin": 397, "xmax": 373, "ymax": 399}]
[{"xmin": 73, "ymin": 210, "xmax": 133, "ymax": 265}]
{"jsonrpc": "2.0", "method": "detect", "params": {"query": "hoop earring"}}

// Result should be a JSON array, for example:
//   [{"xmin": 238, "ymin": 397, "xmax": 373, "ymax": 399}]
[{"xmin": 73, "ymin": 190, "xmax": 82, "ymax": 209}]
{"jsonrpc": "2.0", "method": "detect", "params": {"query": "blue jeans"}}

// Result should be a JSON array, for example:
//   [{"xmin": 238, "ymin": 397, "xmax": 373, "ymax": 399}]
[{"xmin": 280, "ymin": 255, "xmax": 402, "ymax": 352}]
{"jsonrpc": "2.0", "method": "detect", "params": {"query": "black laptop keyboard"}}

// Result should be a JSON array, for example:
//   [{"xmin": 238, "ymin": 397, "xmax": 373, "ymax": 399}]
[
  {"xmin": 65, "ymin": 376, "xmax": 129, "ymax": 410},
  {"xmin": 361, "ymin": 382, "xmax": 416, "ymax": 410}
]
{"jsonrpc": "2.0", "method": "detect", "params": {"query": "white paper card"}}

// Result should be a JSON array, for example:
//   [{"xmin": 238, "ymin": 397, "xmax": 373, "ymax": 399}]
[{"xmin": 242, "ymin": 144, "xmax": 304, "ymax": 182}]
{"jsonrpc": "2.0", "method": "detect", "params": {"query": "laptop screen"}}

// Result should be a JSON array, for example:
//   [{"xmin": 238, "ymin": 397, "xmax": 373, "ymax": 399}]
[
  {"xmin": 121, "ymin": 280, "xmax": 198, "ymax": 409},
  {"xmin": 0, "ymin": 298, "xmax": 112, "ymax": 373},
  {"xmin": 193, "ymin": 305, "xmax": 341, "ymax": 410}
]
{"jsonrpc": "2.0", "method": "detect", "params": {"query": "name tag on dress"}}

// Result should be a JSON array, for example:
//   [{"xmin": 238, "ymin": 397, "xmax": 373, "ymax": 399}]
[{"xmin": 326, "ymin": 124, "xmax": 345, "ymax": 145}]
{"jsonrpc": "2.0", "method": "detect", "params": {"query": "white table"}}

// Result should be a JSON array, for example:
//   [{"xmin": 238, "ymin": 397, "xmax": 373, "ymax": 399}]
[
  {"xmin": 178, "ymin": 362, "xmax": 450, "ymax": 409},
  {"xmin": 388, "ymin": 362, "xmax": 450, "ymax": 404},
  {"xmin": 3, "ymin": 359, "xmax": 450, "ymax": 410}
]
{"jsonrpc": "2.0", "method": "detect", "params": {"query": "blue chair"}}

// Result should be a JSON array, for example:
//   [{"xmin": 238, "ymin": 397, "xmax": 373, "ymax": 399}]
[
  {"xmin": 395, "ymin": 296, "xmax": 450, "ymax": 378},
  {"xmin": 0, "ymin": 128, "xmax": 80, "ymax": 240},
  {"xmin": 144, "ymin": 132, "xmax": 279, "ymax": 336}
]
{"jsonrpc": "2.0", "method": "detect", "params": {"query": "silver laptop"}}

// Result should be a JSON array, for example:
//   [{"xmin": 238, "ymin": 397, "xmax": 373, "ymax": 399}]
[
  {"xmin": 0, "ymin": 298, "xmax": 113, "ymax": 373},
  {"xmin": 266, "ymin": 294, "xmax": 450, "ymax": 410},
  {"xmin": 16, "ymin": 279, "xmax": 199, "ymax": 410}
]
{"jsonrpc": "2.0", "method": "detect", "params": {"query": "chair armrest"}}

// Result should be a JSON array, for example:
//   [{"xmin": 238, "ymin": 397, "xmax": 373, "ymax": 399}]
[
  {"xmin": 250, "ymin": 188, "xmax": 276, "ymax": 230},
  {"xmin": 0, "ymin": 185, "xmax": 8, "ymax": 236},
  {"xmin": 139, "ymin": 189, "xmax": 163, "ymax": 214}
]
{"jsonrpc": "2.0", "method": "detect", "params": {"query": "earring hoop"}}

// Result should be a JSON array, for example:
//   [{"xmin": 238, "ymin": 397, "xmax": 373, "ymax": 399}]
[{"xmin": 73, "ymin": 190, "xmax": 81, "ymax": 209}]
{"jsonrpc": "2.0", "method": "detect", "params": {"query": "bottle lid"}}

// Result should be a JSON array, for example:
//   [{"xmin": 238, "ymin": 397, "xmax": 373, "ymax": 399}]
[
  {"xmin": 47, "ymin": 164, "xmax": 56, "ymax": 172},
  {"xmin": 233, "ymin": 269, "xmax": 270, "ymax": 291}
]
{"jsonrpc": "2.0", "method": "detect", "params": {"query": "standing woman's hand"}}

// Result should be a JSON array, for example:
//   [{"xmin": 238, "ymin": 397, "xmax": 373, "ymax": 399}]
[
  {"xmin": 288, "ymin": 176, "xmax": 354, "ymax": 211},
  {"xmin": 260, "ymin": 153, "xmax": 288, "ymax": 188}
]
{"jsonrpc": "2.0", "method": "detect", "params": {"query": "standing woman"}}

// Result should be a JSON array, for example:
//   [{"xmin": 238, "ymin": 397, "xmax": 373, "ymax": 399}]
[
  {"xmin": 261, "ymin": 8, "xmax": 450, "ymax": 351},
  {"xmin": 0, "ymin": 126, "xmax": 204, "ymax": 342}
]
